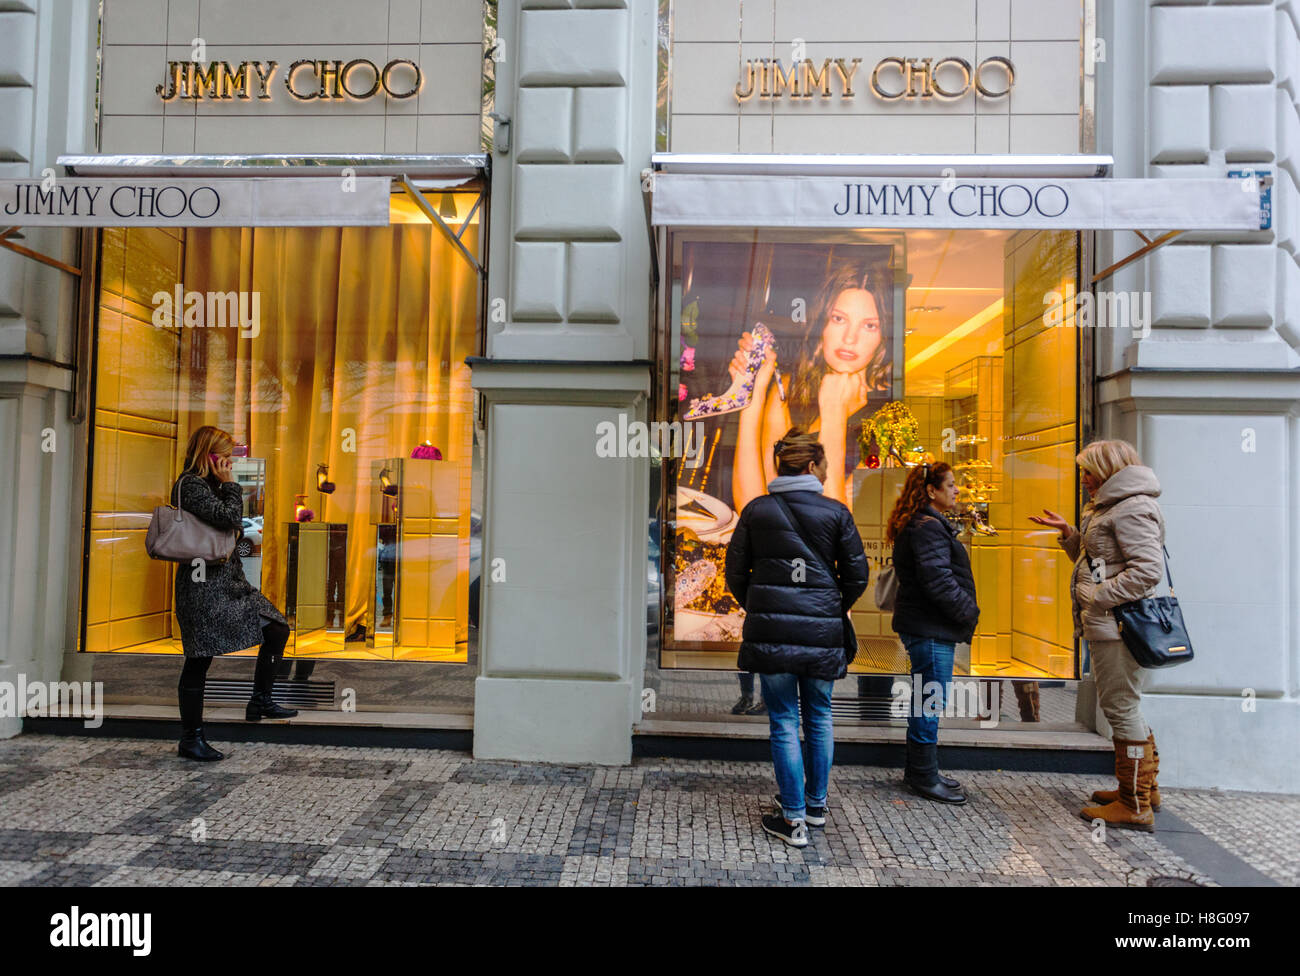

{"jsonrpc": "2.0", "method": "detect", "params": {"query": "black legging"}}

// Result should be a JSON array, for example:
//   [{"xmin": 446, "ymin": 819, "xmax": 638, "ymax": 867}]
[{"xmin": 178, "ymin": 617, "xmax": 291, "ymax": 698}]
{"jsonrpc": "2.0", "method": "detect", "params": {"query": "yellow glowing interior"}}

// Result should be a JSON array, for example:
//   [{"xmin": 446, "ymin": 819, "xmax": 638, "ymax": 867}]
[
  {"xmin": 85, "ymin": 192, "xmax": 480, "ymax": 663},
  {"xmin": 663, "ymin": 228, "xmax": 1079, "ymax": 680}
]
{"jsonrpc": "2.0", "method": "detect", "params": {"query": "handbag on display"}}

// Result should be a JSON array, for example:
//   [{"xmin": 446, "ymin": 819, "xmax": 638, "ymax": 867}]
[
  {"xmin": 771, "ymin": 493, "xmax": 859, "ymax": 666},
  {"xmin": 145, "ymin": 473, "xmax": 238, "ymax": 563},
  {"xmin": 874, "ymin": 563, "xmax": 898, "ymax": 612},
  {"xmin": 1083, "ymin": 544, "xmax": 1194, "ymax": 668}
]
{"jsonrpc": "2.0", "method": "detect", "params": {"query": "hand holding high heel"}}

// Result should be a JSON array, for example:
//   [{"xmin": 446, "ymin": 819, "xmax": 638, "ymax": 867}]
[
  {"xmin": 685, "ymin": 324, "xmax": 777, "ymax": 420},
  {"xmin": 728, "ymin": 332, "xmax": 777, "ymax": 413}
]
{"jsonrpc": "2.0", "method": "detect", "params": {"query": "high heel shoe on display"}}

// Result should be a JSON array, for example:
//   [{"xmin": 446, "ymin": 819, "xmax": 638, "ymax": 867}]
[{"xmin": 684, "ymin": 324, "xmax": 776, "ymax": 420}]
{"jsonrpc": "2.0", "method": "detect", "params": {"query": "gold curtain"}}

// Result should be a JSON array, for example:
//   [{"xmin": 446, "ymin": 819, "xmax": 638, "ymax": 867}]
[{"xmin": 176, "ymin": 217, "xmax": 479, "ymax": 644}]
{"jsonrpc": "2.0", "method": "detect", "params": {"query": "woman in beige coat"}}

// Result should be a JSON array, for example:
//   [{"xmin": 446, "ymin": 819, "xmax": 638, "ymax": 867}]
[{"xmin": 1030, "ymin": 440, "xmax": 1165, "ymax": 831}]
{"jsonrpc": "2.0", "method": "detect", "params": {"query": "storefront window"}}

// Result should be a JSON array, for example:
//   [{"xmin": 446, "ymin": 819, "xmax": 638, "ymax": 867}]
[
  {"xmin": 659, "ymin": 227, "xmax": 1080, "ymax": 681},
  {"xmin": 84, "ymin": 190, "xmax": 481, "ymax": 664}
]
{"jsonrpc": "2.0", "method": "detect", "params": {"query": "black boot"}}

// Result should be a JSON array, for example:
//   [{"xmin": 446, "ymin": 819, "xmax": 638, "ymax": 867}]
[
  {"xmin": 247, "ymin": 640, "xmax": 298, "ymax": 721},
  {"xmin": 178, "ymin": 686, "xmax": 224, "ymax": 762},
  {"xmin": 903, "ymin": 740, "xmax": 966, "ymax": 804}
]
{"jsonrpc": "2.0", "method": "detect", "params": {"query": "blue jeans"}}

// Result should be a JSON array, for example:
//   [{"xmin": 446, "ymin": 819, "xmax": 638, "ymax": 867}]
[
  {"xmin": 760, "ymin": 672, "xmax": 835, "ymax": 822},
  {"xmin": 899, "ymin": 633, "xmax": 956, "ymax": 746}
]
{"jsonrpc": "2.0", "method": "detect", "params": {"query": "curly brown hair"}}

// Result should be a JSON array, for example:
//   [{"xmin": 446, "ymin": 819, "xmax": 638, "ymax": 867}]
[{"xmin": 885, "ymin": 461, "xmax": 953, "ymax": 544}]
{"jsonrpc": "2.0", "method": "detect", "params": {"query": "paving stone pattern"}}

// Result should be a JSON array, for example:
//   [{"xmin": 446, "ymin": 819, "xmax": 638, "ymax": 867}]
[{"xmin": 0, "ymin": 734, "xmax": 1294, "ymax": 887}]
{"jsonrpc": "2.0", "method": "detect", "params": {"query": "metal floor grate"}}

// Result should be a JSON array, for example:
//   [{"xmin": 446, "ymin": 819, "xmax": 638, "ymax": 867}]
[
  {"xmin": 831, "ymin": 697, "xmax": 904, "ymax": 722},
  {"xmin": 203, "ymin": 679, "xmax": 335, "ymax": 709}
]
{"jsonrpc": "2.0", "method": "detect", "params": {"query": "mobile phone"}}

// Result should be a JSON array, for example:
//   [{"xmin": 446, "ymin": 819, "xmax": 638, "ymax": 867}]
[{"xmin": 209, "ymin": 453, "xmax": 223, "ymax": 467}]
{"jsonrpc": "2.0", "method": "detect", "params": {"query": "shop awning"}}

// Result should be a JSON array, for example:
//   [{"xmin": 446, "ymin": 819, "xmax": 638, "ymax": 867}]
[
  {"xmin": 649, "ymin": 153, "xmax": 1266, "ymax": 233},
  {"xmin": 1, "ymin": 153, "xmax": 491, "ymax": 275},
  {"xmin": 1, "ymin": 175, "xmax": 393, "ymax": 228}
]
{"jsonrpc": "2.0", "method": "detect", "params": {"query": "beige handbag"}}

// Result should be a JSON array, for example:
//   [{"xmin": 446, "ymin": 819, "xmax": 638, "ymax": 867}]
[{"xmin": 145, "ymin": 473, "xmax": 238, "ymax": 563}]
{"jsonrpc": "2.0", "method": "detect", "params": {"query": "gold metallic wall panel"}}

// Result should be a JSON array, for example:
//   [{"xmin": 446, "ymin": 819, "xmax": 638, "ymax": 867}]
[
  {"xmin": 1006, "ymin": 326, "xmax": 1074, "ymax": 440},
  {"xmin": 120, "ymin": 227, "xmax": 184, "ymax": 311},
  {"xmin": 99, "ymin": 228, "xmax": 126, "ymax": 298},
  {"xmin": 109, "ymin": 611, "xmax": 172, "ymax": 651},
  {"xmin": 115, "ymin": 428, "xmax": 179, "ymax": 516},
  {"xmin": 85, "ymin": 541, "xmax": 112, "ymax": 625},
  {"xmin": 109, "ymin": 532, "xmax": 172, "ymax": 619},
  {"xmin": 1008, "ymin": 229, "xmax": 1077, "ymax": 334},
  {"xmin": 84, "ymin": 623, "xmax": 107, "ymax": 653},
  {"xmin": 118, "ymin": 317, "xmax": 181, "ymax": 424}
]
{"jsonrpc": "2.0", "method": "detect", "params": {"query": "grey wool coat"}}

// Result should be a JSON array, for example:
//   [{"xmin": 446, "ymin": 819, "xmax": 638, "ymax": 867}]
[{"xmin": 169, "ymin": 471, "xmax": 287, "ymax": 658}]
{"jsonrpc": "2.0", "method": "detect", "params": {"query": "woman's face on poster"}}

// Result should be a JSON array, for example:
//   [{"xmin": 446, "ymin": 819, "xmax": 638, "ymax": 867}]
[{"xmin": 821, "ymin": 287, "xmax": 883, "ymax": 374}]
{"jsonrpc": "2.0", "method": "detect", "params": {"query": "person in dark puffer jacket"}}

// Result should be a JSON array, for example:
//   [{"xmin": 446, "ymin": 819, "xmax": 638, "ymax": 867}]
[
  {"xmin": 888, "ymin": 460, "xmax": 979, "ymax": 805},
  {"xmin": 725, "ymin": 428, "xmax": 869, "ymax": 848}
]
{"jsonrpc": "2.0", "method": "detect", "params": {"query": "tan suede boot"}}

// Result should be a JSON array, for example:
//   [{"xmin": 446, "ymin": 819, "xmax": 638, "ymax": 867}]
[
  {"xmin": 1080, "ymin": 738, "xmax": 1155, "ymax": 832},
  {"xmin": 1092, "ymin": 730, "xmax": 1161, "ymax": 810}
]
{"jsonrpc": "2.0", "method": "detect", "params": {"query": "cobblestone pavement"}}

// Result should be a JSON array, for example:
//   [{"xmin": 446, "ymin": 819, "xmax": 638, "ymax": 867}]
[{"xmin": 0, "ymin": 734, "xmax": 1293, "ymax": 887}]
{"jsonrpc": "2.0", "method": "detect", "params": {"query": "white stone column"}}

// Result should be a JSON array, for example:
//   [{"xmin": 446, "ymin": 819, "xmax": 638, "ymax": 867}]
[
  {"xmin": 471, "ymin": 0, "xmax": 656, "ymax": 763},
  {"xmin": 0, "ymin": 0, "xmax": 99, "ymax": 737},
  {"xmin": 1094, "ymin": 0, "xmax": 1300, "ymax": 792}
]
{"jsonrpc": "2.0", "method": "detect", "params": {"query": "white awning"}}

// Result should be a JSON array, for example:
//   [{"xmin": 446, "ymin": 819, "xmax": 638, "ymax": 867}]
[
  {"xmin": 649, "ymin": 155, "xmax": 1267, "ymax": 232},
  {"xmin": 1, "ymin": 175, "xmax": 392, "ymax": 227}
]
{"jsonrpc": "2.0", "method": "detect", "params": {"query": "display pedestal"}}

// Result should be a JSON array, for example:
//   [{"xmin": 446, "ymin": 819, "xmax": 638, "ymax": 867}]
[
  {"xmin": 367, "ymin": 456, "xmax": 467, "ymax": 656},
  {"xmin": 285, "ymin": 521, "xmax": 348, "ymax": 653}
]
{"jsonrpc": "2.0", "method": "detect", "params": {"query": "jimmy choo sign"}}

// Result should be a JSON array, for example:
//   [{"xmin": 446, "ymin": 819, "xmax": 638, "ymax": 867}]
[
  {"xmin": 156, "ymin": 57, "xmax": 422, "ymax": 102},
  {"xmin": 735, "ymin": 56, "xmax": 1014, "ymax": 101}
]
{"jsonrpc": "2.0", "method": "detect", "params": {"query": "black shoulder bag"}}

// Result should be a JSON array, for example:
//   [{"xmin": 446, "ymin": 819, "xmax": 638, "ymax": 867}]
[
  {"xmin": 1084, "ymin": 544, "xmax": 1194, "ymax": 668},
  {"xmin": 771, "ymin": 493, "xmax": 858, "ymax": 667}
]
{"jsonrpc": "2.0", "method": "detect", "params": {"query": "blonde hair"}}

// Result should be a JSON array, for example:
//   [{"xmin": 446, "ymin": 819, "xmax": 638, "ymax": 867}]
[
  {"xmin": 181, "ymin": 425, "xmax": 235, "ymax": 480},
  {"xmin": 1076, "ymin": 439, "xmax": 1142, "ymax": 483},
  {"xmin": 773, "ymin": 426, "xmax": 825, "ymax": 476}
]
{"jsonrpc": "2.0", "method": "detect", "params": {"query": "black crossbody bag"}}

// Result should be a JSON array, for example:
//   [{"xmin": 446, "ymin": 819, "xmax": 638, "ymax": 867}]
[
  {"xmin": 771, "ymin": 493, "xmax": 858, "ymax": 666},
  {"xmin": 1084, "ymin": 544, "xmax": 1194, "ymax": 669}
]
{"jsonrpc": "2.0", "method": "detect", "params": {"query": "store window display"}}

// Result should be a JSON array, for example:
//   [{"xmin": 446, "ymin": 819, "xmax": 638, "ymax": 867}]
[
  {"xmin": 662, "ymin": 228, "xmax": 1080, "ymax": 682},
  {"xmin": 84, "ymin": 193, "xmax": 480, "ymax": 664}
]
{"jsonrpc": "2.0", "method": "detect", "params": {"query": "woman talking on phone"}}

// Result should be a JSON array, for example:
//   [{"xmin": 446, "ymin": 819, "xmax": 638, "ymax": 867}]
[{"xmin": 170, "ymin": 425, "xmax": 297, "ymax": 761}]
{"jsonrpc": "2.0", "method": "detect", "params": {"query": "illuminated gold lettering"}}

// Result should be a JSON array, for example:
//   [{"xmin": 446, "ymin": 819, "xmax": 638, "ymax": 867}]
[
  {"xmin": 735, "ymin": 60, "xmax": 756, "ymax": 100},
  {"xmin": 905, "ymin": 58, "xmax": 933, "ymax": 98},
  {"xmin": 770, "ymin": 59, "xmax": 800, "ymax": 97},
  {"xmin": 340, "ymin": 59, "xmax": 379, "ymax": 99},
  {"xmin": 834, "ymin": 58, "xmax": 863, "ymax": 98},
  {"xmin": 975, "ymin": 56, "xmax": 1014, "ymax": 97},
  {"xmin": 380, "ymin": 58, "xmax": 421, "ymax": 99},
  {"xmin": 192, "ymin": 62, "xmax": 221, "ymax": 100},
  {"xmin": 219, "ymin": 62, "xmax": 249, "ymax": 99},
  {"xmin": 870, "ymin": 57, "xmax": 906, "ymax": 101},
  {"xmin": 802, "ymin": 58, "xmax": 833, "ymax": 98},
  {"xmin": 250, "ymin": 60, "xmax": 278, "ymax": 99},
  {"xmin": 286, "ymin": 59, "xmax": 318, "ymax": 100},
  {"xmin": 931, "ymin": 57, "xmax": 972, "ymax": 98},
  {"xmin": 156, "ymin": 61, "xmax": 184, "ymax": 100}
]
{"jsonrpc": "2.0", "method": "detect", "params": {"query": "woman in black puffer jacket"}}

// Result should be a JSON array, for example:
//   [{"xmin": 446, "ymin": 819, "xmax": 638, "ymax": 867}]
[
  {"xmin": 725, "ymin": 428, "xmax": 869, "ymax": 848},
  {"xmin": 888, "ymin": 460, "xmax": 979, "ymax": 805}
]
